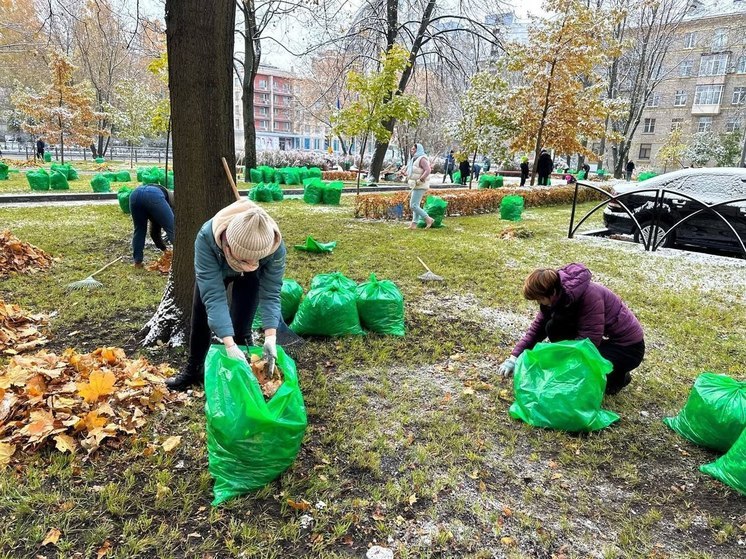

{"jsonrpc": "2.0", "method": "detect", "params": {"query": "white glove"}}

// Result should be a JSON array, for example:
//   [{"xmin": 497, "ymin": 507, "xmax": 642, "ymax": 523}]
[
  {"xmin": 225, "ymin": 343, "xmax": 248, "ymax": 365},
  {"xmin": 498, "ymin": 356, "xmax": 516, "ymax": 377},
  {"xmin": 263, "ymin": 334, "xmax": 277, "ymax": 373}
]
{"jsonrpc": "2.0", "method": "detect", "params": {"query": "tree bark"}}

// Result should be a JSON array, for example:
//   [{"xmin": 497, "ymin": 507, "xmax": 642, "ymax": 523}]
[
  {"xmin": 140, "ymin": 0, "xmax": 236, "ymax": 346},
  {"xmin": 241, "ymin": 0, "xmax": 260, "ymax": 171}
]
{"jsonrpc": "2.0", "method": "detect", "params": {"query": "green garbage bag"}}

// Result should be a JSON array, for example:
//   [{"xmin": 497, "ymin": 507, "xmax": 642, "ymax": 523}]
[
  {"xmin": 453, "ymin": 170, "xmax": 461, "ymax": 184},
  {"xmin": 417, "ymin": 196, "xmax": 448, "ymax": 228},
  {"xmin": 252, "ymin": 279, "xmax": 305, "ymax": 329},
  {"xmin": 50, "ymin": 170, "xmax": 69, "ymax": 190},
  {"xmin": 294, "ymin": 236, "xmax": 337, "ymax": 253},
  {"xmin": 205, "ymin": 344, "xmax": 307, "ymax": 506},
  {"xmin": 258, "ymin": 166, "xmax": 275, "ymax": 183},
  {"xmin": 117, "ymin": 186, "xmax": 133, "ymax": 214},
  {"xmin": 700, "ymin": 427, "xmax": 746, "ymax": 496},
  {"xmin": 91, "ymin": 174, "xmax": 111, "ymax": 193},
  {"xmin": 308, "ymin": 167, "xmax": 322, "ymax": 179},
  {"xmin": 269, "ymin": 183, "xmax": 284, "ymax": 201},
  {"xmin": 249, "ymin": 168, "xmax": 263, "ymax": 183},
  {"xmin": 250, "ymin": 183, "xmax": 274, "ymax": 203},
  {"xmin": 26, "ymin": 169, "xmax": 50, "ymax": 191},
  {"xmin": 500, "ymin": 195, "xmax": 524, "ymax": 221},
  {"xmin": 355, "ymin": 273, "xmax": 405, "ymax": 336},
  {"xmin": 298, "ymin": 166, "xmax": 310, "ymax": 181},
  {"xmin": 274, "ymin": 168, "xmax": 285, "ymax": 185},
  {"xmin": 494, "ymin": 175, "xmax": 504, "ymax": 187},
  {"xmin": 303, "ymin": 180, "xmax": 324, "ymax": 204},
  {"xmin": 160, "ymin": 170, "xmax": 174, "ymax": 189},
  {"xmin": 44, "ymin": 152, "xmax": 52, "ymax": 162},
  {"xmin": 289, "ymin": 286, "xmax": 364, "ymax": 336},
  {"xmin": 638, "ymin": 171, "xmax": 657, "ymax": 182},
  {"xmin": 95, "ymin": 157, "xmax": 105, "ymax": 163},
  {"xmin": 322, "ymin": 181, "xmax": 343, "ymax": 205},
  {"xmin": 140, "ymin": 166, "xmax": 161, "ymax": 184},
  {"xmin": 0, "ymin": 163, "xmax": 8, "ymax": 180},
  {"xmin": 309, "ymin": 271, "xmax": 356, "ymax": 292},
  {"xmin": 116, "ymin": 171, "xmax": 132, "ymax": 182},
  {"xmin": 282, "ymin": 167, "xmax": 301, "ymax": 186},
  {"xmin": 103, "ymin": 171, "xmax": 119, "ymax": 182},
  {"xmin": 663, "ymin": 373, "xmax": 746, "ymax": 452},
  {"xmin": 509, "ymin": 339, "xmax": 620, "ymax": 432},
  {"xmin": 51, "ymin": 163, "xmax": 75, "ymax": 180},
  {"xmin": 478, "ymin": 175, "xmax": 495, "ymax": 189}
]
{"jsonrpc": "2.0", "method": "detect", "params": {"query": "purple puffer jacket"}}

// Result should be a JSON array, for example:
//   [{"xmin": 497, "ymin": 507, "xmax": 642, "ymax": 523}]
[{"xmin": 512, "ymin": 263, "xmax": 644, "ymax": 357}]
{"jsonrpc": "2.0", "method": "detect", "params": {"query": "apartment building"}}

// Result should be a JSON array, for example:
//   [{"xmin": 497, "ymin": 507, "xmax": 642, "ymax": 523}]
[{"xmin": 629, "ymin": 0, "xmax": 746, "ymax": 168}]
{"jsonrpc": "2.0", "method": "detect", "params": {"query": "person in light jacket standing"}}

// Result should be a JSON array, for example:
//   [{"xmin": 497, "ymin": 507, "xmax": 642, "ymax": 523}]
[{"xmin": 407, "ymin": 143, "xmax": 434, "ymax": 229}]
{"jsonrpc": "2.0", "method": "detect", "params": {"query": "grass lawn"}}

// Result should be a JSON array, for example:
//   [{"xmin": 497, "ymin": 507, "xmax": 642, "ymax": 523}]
[
  {"xmin": 0, "ymin": 171, "xmax": 140, "ymax": 195},
  {"xmin": 1, "ymin": 197, "xmax": 745, "ymax": 558}
]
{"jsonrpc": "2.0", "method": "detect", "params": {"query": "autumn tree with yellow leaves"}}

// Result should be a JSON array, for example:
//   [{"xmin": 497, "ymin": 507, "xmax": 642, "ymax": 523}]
[{"xmin": 12, "ymin": 52, "xmax": 103, "ymax": 164}]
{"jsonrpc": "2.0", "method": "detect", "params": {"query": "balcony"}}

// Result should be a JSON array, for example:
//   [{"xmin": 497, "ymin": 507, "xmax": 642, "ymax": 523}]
[
  {"xmin": 691, "ymin": 104, "xmax": 721, "ymax": 115},
  {"xmin": 254, "ymin": 97, "xmax": 270, "ymax": 106}
]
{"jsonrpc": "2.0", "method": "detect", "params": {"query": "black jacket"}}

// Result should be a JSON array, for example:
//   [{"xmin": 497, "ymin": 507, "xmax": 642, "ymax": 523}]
[
  {"xmin": 520, "ymin": 162, "xmax": 529, "ymax": 176},
  {"xmin": 537, "ymin": 153, "xmax": 553, "ymax": 175},
  {"xmin": 626, "ymin": 161, "xmax": 635, "ymax": 172},
  {"xmin": 459, "ymin": 160, "xmax": 471, "ymax": 176}
]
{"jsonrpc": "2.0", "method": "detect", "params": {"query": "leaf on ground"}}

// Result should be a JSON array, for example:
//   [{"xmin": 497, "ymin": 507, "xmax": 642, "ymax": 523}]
[
  {"xmin": 407, "ymin": 494, "xmax": 417, "ymax": 505},
  {"xmin": 77, "ymin": 370, "xmax": 116, "ymax": 403},
  {"xmin": 41, "ymin": 527, "xmax": 62, "ymax": 546},
  {"xmin": 145, "ymin": 249, "xmax": 172, "ymax": 275},
  {"xmin": 287, "ymin": 498, "xmax": 312, "ymax": 512},
  {"xmin": 0, "ymin": 300, "xmax": 49, "ymax": 355},
  {"xmin": 0, "ymin": 230, "xmax": 53, "ymax": 279},
  {"xmin": 0, "ymin": 442, "xmax": 16, "ymax": 466},
  {"xmin": 96, "ymin": 539, "xmax": 112, "ymax": 558},
  {"xmin": 54, "ymin": 434, "xmax": 76, "ymax": 454},
  {"xmin": 162, "ymin": 435, "xmax": 181, "ymax": 452}
]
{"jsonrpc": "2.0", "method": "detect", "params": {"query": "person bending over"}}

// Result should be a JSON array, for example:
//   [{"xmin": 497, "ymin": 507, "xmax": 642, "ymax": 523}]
[{"xmin": 129, "ymin": 183, "xmax": 174, "ymax": 268}]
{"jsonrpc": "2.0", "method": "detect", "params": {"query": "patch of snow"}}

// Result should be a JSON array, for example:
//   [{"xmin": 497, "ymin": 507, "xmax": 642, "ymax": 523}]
[{"xmin": 366, "ymin": 546, "xmax": 394, "ymax": 559}]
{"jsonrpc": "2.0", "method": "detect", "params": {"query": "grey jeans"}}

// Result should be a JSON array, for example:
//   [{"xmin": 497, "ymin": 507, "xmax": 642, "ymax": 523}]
[{"xmin": 410, "ymin": 189, "xmax": 429, "ymax": 223}]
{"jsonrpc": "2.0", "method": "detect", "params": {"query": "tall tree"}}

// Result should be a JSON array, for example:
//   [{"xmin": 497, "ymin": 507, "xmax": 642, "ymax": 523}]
[
  {"xmin": 12, "ymin": 51, "xmax": 102, "ymax": 164},
  {"xmin": 108, "ymin": 79, "xmax": 158, "ymax": 168},
  {"xmin": 655, "ymin": 126, "xmax": 687, "ymax": 172},
  {"xmin": 140, "ymin": 0, "xmax": 236, "ymax": 345}
]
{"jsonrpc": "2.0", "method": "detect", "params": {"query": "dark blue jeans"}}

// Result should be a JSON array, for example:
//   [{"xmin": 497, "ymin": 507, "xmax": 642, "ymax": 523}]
[{"xmin": 129, "ymin": 185, "xmax": 174, "ymax": 263}]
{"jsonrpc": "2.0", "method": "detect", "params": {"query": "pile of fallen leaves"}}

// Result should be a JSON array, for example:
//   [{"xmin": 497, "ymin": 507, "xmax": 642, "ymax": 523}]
[
  {"xmin": 250, "ymin": 354, "xmax": 284, "ymax": 400},
  {"xmin": 0, "ymin": 230, "xmax": 54, "ymax": 279},
  {"xmin": 499, "ymin": 226, "xmax": 534, "ymax": 240},
  {"xmin": 145, "ymin": 249, "xmax": 172, "ymax": 275},
  {"xmin": 0, "ymin": 347, "xmax": 186, "ymax": 465},
  {"xmin": 0, "ymin": 300, "xmax": 48, "ymax": 355}
]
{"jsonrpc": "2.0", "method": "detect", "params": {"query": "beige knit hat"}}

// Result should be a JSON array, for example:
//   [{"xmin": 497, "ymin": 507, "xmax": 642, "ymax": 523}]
[{"xmin": 225, "ymin": 206, "xmax": 281, "ymax": 262}]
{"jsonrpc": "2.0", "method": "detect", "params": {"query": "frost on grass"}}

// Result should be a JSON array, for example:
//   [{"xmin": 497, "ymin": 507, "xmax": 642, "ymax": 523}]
[{"xmin": 139, "ymin": 276, "xmax": 184, "ymax": 347}]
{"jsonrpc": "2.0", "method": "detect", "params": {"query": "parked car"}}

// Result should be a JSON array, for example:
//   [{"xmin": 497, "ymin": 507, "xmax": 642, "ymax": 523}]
[{"xmin": 602, "ymin": 168, "xmax": 746, "ymax": 255}]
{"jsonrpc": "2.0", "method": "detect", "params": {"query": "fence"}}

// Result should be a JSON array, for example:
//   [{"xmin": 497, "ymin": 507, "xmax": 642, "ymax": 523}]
[{"xmin": 0, "ymin": 141, "xmax": 172, "ymax": 163}]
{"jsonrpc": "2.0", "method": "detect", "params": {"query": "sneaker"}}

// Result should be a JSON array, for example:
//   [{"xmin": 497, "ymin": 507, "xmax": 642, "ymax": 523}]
[
  {"xmin": 606, "ymin": 372, "xmax": 632, "ymax": 395},
  {"xmin": 165, "ymin": 361, "xmax": 204, "ymax": 391}
]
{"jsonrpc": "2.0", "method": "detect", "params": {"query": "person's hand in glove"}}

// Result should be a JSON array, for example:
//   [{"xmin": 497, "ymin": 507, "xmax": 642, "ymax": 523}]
[
  {"xmin": 498, "ymin": 356, "xmax": 516, "ymax": 376},
  {"xmin": 263, "ymin": 333, "xmax": 277, "ymax": 374},
  {"xmin": 225, "ymin": 342, "xmax": 248, "ymax": 365}
]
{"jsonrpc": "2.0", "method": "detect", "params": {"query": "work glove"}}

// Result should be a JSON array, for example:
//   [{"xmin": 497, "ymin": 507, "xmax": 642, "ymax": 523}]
[
  {"xmin": 263, "ymin": 334, "xmax": 277, "ymax": 374},
  {"xmin": 225, "ymin": 343, "xmax": 248, "ymax": 365},
  {"xmin": 498, "ymin": 356, "xmax": 516, "ymax": 377}
]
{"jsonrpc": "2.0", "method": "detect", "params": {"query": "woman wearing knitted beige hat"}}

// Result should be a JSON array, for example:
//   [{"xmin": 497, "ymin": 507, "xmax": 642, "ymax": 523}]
[{"xmin": 166, "ymin": 200, "xmax": 285, "ymax": 391}]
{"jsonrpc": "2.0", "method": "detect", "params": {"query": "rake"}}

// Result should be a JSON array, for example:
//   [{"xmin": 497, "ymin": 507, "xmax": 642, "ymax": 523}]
[
  {"xmin": 66, "ymin": 256, "xmax": 125, "ymax": 291},
  {"xmin": 417, "ymin": 257, "xmax": 444, "ymax": 282}
]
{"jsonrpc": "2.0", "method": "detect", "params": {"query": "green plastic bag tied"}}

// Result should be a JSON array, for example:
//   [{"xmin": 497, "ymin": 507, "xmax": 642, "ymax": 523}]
[
  {"xmin": 500, "ymin": 195, "xmax": 524, "ymax": 221},
  {"xmin": 258, "ymin": 166, "xmax": 275, "ymax": 183},
  {"xmin": 280, "ymin": 167, "xmax": 301, "ymax": 185},
  {"xmin": 117, "ymin": 186, "xmax": 133, "ymax": 213},
  {"xmin": 289, "ymin": 286, "xmax": 364, "ymax": 337},
  {"xmin": 700, "ymin": 427, "xmax": 746, "ymax": 496},
  {"xmin": 140, "ymin": 166, "xmax": 161, "ymax": 184},
  {"xmin": 355, "ymin": 273, "xmax": 405, "ymax": 336},
  {"xmin": 509, "ymin": 339, "xmax": 620, "ymax": 432},
  {"xmin": 250, "ymin": 183, "xmax": 274, "ymax": 203},
  {"xmin": 0, "ymin": 163, "xmax": 8, "ymax": 180},
  {"xmin": 51, "ymin": 163, "xmax": 77, "ymax": 180},
  {"xmin": 303, "ymin": 180, "xmax": 324, "ymax": 204},
  {"xmin": 249, "ymin": 168, "xmax": 263, "ymax": 183},
  {"xmin": 91, "ymin": 174, "xmax": 111, "ymax": 193},
  {"xmin": 452, "ymin": 170, "xmax": 461, "ymax": 184},
  {"xmin": 205, "ymin": 344, "xmax": 307, "ymax": 506},
  {"xmin": 43, "ymin": 152, "xmax": 52, "ymax": 162},
  {"xmin": 253, "ymin": 278, "xmax": 305, "ymax": 330},
  {"xmin": 269, "ymin": 183, "xmax": 283, "ymax": 201},
  {"xmin": 322, "ymin": 181, "xmax": 343, "ymax": 205},
  {"xmin": 294, "ymin": 236, "xmax": 337, "ymax": 253},
  {"xmin": 308, "ymin": 167, "xmax": 322, "ymax": 179},
  {"xmin": 95, "ymin": 157, "xmax": 105, "ymax": 163},
  {"xmin": 417, "ymin": 196, "xmax": 447, "ymax": 228},
  {"xmin": 298, "ymin": 166, "xmax": 310, "ymax": 181},
  {"xmin": 663, "ymin": 373, "xmax": 746, "ymax": 452},
  {"xmin": 26, "ymin": 169, "xmax": 50, "ymax": 191},
  {"xmin": 478, "ymin": 175, "xmax": 495, "ymax": 189},
  {"xmin": 103, "ymin": 171, "xmax": 119, "ymax": 182},
  {"xmin": 309, "ymin": 271, "xmax": 356, "ymax": 292},
  {"xmin": 116, "ymin": 171, "xmax": 132, "ymax": 182},
  {"xmin": 50, "ymin": 169, "xmax": 69, "ymax": 190}
]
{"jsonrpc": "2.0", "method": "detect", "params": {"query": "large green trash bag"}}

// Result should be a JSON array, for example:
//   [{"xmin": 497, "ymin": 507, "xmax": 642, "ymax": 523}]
[
  {"xmin": 355, "ymin": 273, "xmax": 405, "ymax": 336},
  {"xmin": 140, "ymin": 166, "xmax": 161, "ymax": 184},
  {"xmin": 290, "ymin": 286, "xmax": 364, "ymax": 337},
  {"xmin": 258, "ymin": 166, "xmax": 275, "ymax": 183},
  {"xmin": 0, "ymin": 163, "xmax": 9, "ymax": 180},
  {"xmin": 322, "ymin": 181, "xmax": 343, "ymax": 205},
  {"xmin": 494, "ymin": 175, "xmax": 504, "ymax": 187},
  {"xmin": 309, "ymin": 271, "xmax": 356, "ymax": 292},
  {"xmin": 269, "ymin": 183, "xmax": 284, "ymax": 201},
  {"xmin": 27, "ymin": 169, "xmax": 50, "ymax": 191},
  {"xmin": 700, "ymin": 427, "xmax": 746, "ymax": 496},
  {"xmin": 253, "ymin": 278, "xmax": 305, "ymax": 329},
  {"xmin": 44, "ymin": 152, "xmax": 52, "ymax": 162},
  {"xmin": 249, "ymin": 168, "xmax": 263, "ymax": 183},
  {"xmin": 509, "ymin": 339, "xmax": 620, "ymax": 432},
  {"xmin": 205, "ymin": 344, "xmax": 307, "ymax": 506},
  {"xmin": 500, "ymin": 195, "xmax": 524, "ymax": 221},
  {"xmin": 298, "ymin": 166, "xmax": 310, "ymax": 181},
  {"xmin": 117, "ymin": 186, "xmax": 133, "ymax": 214},
  {"xmin": 282, "ymin": 167, "xmax": 301, "ymax": 185},
  {"xmin": 452, "ymin": 170, "xmax": 461, "ymax": 184},
  {"xmin": 303, "ymin": 180, "xmax": 324, "ymax": 204},
  {"xmin": 478, "ymin": 175, "xmax": 496, "ymax": 189},
  {"xmin": 308, "ymin": 167, "xmax": 322, "ymax": 179},
  {"xmin": 116, "ymin": 171, "xmax": 132, "ymax": 182},
  {"xmin": 103, "ymin": 171, "xmax": 119, "ymax": 182},
  {"xmin": 250, "ymin": 183, "xmax": 274, "ymax": 203},
  {"xmin": 95, "ymin": 157, "xmax": 105, "ymax": 163},
  {"xmin": 91, "ymin": 174, "xmax": 111, "ymax": 193},
  {"xmin": 160, "ymin": 170, "xmax": 174, "ymax": 189},
  {"xmin": 663, "ymin": 373, "xmax": 746, "ymax": 452},
  {"xmin": 294, "ymin": 236, "xmax": 336, "ymax": 253},
  {"xmin": 50, "ymin": 170, "xmax": 69, "ymax": 190},
  {"xmin": 417, "ymin": 196, "xmax": 448, "ymax": 228}
]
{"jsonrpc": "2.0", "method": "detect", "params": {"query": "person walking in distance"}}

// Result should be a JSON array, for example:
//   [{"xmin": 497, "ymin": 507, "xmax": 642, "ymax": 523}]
[
  {"xmin": 442, "ymin": 150, "xmax": 455, "ymax": 183},
  {"xmin": 537, "ymin": 149, "xmax": 553, "ymax": 186},
  {"xmin": 520, "ymin": 156, "xmax": 530, "ymax": 186},
  {"xmin": 625, "ymin": 160, "xmax": 635, "ymax": 181},
  {"xmin": 406, "ymin": 143, "xmax": 435, "ymax": 230},
  {"xmin": 36, "ymin": 139, "xmax": 45, "ymax": 161}
]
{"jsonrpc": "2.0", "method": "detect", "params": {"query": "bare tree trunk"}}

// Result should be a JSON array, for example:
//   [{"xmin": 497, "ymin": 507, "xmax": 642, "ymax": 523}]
[
  {"xmin": 164, "ymin": 117, "xmax": 171, "ymax": 185},
  {"xmin": 356, "ymin": 133, "xmax": 368, "ymax": 195},
  {"xmin": 140, "ymin": 0, "xmax": 236, "ymax": 346},
  {"xmin": 531, "ymin": 60, "xmax": 556, "ymax": 186},
  {"xmin": 240, "ymin": 0, "xmax": 260, "ymax": 171}
]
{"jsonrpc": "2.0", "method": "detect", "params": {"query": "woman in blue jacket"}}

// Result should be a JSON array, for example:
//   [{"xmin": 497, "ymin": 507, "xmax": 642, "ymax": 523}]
[{"xmin": 166, "ymin": 200, "xmax": 286, "ymax": 391}]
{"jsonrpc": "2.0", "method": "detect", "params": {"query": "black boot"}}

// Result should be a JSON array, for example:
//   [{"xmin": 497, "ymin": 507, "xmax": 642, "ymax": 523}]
[{"xmin": 165, "ymin": 360, "xmax": 204, "ymax": 391}]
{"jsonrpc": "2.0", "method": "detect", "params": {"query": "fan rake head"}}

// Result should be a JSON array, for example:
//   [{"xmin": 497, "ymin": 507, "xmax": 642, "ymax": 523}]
[{"xmin": 65, "ymin": 276, "xmax": 104, "ymax": 292}]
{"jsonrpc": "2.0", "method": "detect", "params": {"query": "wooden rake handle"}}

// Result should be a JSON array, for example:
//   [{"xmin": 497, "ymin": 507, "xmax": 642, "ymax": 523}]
[
  {"xmin": 221, "ymin": 157, "xmax": 241, "ymax": 202},
  {"xmin": 90, "ymin": 255, "xmax": 125, "ymax": 277},
  {"xmin": 417, "ymin": 257, "xmax": 432, "ymax": 273}
]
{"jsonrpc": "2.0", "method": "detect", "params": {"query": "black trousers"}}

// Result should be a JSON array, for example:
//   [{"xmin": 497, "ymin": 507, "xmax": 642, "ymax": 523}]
[
  {"xmin": 537, "ymin": 173, "xmax": 550, "ymax": 186},
  {"xmin": 187, "ymin": 272, "xmax": 259, "ymax": 368},
  {"xmin": 520, "ymin": 172, "xmax": 528, "ymax": 186},
  {"xmin": 546, "ymin": 312, "xmax": 645, "ymax": 394}
]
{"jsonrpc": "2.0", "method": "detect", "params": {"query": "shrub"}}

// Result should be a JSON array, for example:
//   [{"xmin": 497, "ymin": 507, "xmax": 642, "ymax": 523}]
[{"xmin": 322, "ymin": 171, "xmax": 356, "ymax": 181}]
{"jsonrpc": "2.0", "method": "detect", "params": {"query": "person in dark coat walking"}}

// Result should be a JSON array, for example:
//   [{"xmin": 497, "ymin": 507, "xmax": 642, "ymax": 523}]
[
  {"xmin": 458, "ymin": 159, "xmax": 471, "ymax": 185},
  {"xmin": 129, "ymin": 183, "xmax": 175, "ymax": 268},
  {"xmin": 498, "ymin": 263, "xmax": 645, "ymax": 394},
  {"xmin": 520, "ymin": 156, "xmax": 530, "ymax": 186},
  {"xmin": 537, "ymin": 149, "xmax": 553, "ymax": 186},
  {"xmin": 36, "ymin": 139, "xmax": 45, "ymax": 160},
  {"xmin": 442, "ymin": 150, "xmax": 455, "ymax": 183},
  {"xmin": 625, "ymin": 160, "xmax": 635, "ymax": 181}
]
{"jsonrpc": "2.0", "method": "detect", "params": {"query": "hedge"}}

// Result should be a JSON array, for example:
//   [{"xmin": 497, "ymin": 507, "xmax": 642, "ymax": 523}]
[
  {"xmin": 322, "ymin": 170, "xmax": 357, "ymax": 181},
  {"xmin": 354, "ymin": 186, "xmax": 611, "ymax": 220}
]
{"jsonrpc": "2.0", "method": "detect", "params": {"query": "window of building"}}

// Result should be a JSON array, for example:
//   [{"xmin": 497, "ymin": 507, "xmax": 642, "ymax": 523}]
[
  {"xmin": 697, "ymin": 116, "xmax": 713, "ymax": 132},
  {"xmin": 643, "ymin": 118, "xmax": 656, "ymax": 133},
  {"xmin": 694, "ymin": 84, "xmax": 724, "ymax": 105},
  {"xmin": 683, "ymin": 31, "xmax": 696, "ymax": 49},
  {"xmin": 674, "ymin": 90, "xmax": 687, "ymax": 106},
  {"xmin": 699, "ymin": 53, "xmax": 729, "ymax": 76},
  {"xmin": 711, "ymin": 29, "xmax": 727, "ymax": 50},
  {"xmin": 258, "ymin": 107, "xmax": 268, "ymax": 115},
  {"xmin": 733, "ymin": 87, "xmax": 746, "ymax": 104},
  {"xmin": 259, "ymin": 120, "xmax": 267, "ymax": 130},
  {"xmin": 671, "ymin": 118, "xmax": 684, "ymax": 131},
  {"xmin": 679, "ymin": 60, "xmax": 693, "ymax": 77},
  {"xmin": 639, "ymin": 144, "xmax": 652, "ymax": 160},
  {"xmin": 738, "ymin": 56, "xmax": 746, "ymax": 74},
  {"xmin": 304, "ymin": 138, "xmax": 310, "ymax": 150},
  {"xmin": 313, "ymin": 138, "xmax": 320, "ymax": 150},
  {"xmin": 646, "ymin": 93, "xmax": 661, "ymax": 107},
  {"xmin": 725, "ymin": 119, "xmax": 742, "ymax": 133},
  {"xmin": 258, "ymin": 79, "xmax": 267, "ymax": 89}
]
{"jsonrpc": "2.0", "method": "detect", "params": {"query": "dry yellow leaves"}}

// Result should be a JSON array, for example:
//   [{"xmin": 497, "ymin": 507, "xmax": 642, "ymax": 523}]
[
  {"xmin": 96, "ymin": 539, "xmax": 112, "ymax": 558},
  {"xmin": 77, "ymin": 370, "xmax": 116, "ymax": 403},
  {"xmin": 0, "ymin": 230, "xmax": 53, "ymax": 279},
  {"xmin": 41, "ymin": 527, "xmax": 62, "ymax": 546},
  {"xmin": 0, "ymin": 442, "xmax": 16, "ymax": 466},
  {"xmin": 287, "ymin": 498, "xmax": 312, "ymax": 512},
  {"xmin": 146, "ymin": 249, "xmax": 172, "ymax": 275},
  {"xmin": 0, "ymin": 300, "xmax": 49, "ymax": 355},
  {"xmin": 407, "ymin": 494, "xmax": 417, "ymax": 505},
  {"xmin": 54, "ymin": 434, "xmax": 76, "ymax": 454},
  {"xmin": 161, "ymin": 435, "xmax": 182, "ymax": 452}
]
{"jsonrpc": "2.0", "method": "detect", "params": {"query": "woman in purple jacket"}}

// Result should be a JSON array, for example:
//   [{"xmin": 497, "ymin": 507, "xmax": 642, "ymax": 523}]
[{"xmin": 498, "ymin": 263, "xmax": 645, "ymax": 394}]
